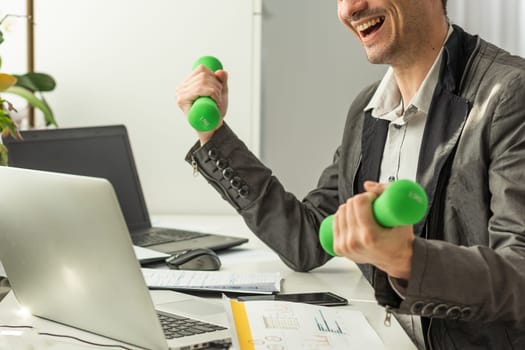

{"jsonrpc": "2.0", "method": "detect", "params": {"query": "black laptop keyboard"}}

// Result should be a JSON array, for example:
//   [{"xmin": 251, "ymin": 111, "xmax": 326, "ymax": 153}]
[
  {"xmin": 134, "ymin": 229, "xmax": 209, "ymax": 247},
  {"xmin": 157, "ymin": 311, "xmax": 227, "ymax": 339}
]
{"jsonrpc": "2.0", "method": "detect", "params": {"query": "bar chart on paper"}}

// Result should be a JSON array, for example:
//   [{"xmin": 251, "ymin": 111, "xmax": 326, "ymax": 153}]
[
  {"xmin": 227, "ymin": 299, "xmax": 386, "ymax": 350},
  {"xmin": 315, "ymin": 310, "xmax": 344, "ymax": 334}
]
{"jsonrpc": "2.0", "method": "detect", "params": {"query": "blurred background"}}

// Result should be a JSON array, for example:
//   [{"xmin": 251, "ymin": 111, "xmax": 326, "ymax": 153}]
[{"xmin": 0, "ymin": 0, "xmax": 523, "ymax": 216}]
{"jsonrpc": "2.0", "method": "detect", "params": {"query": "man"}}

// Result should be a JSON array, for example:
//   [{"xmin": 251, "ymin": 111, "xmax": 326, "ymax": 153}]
[{"xmin": 176, "ymin": 0, "xmax": 525, "ymax": 348}]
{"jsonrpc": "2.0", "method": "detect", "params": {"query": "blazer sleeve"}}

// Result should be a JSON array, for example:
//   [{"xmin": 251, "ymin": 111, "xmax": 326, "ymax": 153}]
[
  {"xmin": 185, "ymin": 123, "xmax": 340, "ymax": 272},
  {"xmin": 392, "ymin": 70, "xmax": 525, "ymax": 324}
]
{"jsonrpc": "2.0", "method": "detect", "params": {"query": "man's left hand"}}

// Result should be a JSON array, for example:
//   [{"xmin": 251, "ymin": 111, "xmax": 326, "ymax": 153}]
[{"xmin": 332, "ymin": 181, "xmax": 415, "ymax": 280}]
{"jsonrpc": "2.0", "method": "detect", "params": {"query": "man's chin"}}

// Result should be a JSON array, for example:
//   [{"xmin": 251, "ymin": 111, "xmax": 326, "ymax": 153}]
[
  {"xmin": 366, "ymin": 54, "xmax": 384, "ymax": 65},
  {"xmin": 364, "ymin": 48, "xmax": 391, "ymax": 65}
]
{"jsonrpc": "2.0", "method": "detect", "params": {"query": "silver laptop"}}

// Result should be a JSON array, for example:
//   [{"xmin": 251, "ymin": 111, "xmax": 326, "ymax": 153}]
[
  {"xmin": 0, "ymin": 166, "xmax": 231, "ymax": 350},
  {"xmin": 2, "ymin": 125, "xmax": 248, "ymax": 255}
]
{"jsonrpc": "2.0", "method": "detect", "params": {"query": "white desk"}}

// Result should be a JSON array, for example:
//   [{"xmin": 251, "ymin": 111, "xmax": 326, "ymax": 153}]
[
  {"xmin": 153, "ymin": 215, "xmax": 416, "ymax": 350},
  {"xmin": 0, "ymin": 214, "xmax": 416, "ymax": 349}
]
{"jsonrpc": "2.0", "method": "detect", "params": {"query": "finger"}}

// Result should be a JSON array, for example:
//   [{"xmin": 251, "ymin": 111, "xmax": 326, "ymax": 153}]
[
  {"xmin": 363, "ymin": 181, "xmax": 388, "ymax": 196},
  {"xmin": 193, "ymin": 71, "xmax": 223, "ymax": 99},
  {"xmin": 214, "ymin": 70, "xmax": 229, "ymax": 114},
  {"xmin": 344, "ymin": 198, "xmax": 357, "ymax": 249},
  {"xmin": 216, "ymin": 70, "xmax": 228, "ymax": 88},
  {"xmin": 176, "ymin": 71, "xmax": 223, "ymax": 111},
  {"xmin": 333, "ymin": 204, "xmax": 346, "ymax": 255},
  {"xmin": 353, "ymin": 191, "xmax": 380, "ymax": 230}
]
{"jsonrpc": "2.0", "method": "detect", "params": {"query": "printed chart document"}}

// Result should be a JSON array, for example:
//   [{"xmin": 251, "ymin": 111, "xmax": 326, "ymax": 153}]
[
  {"xmin": 225, "ymin": 298, "xmax": 386, "ymax": 350},
  {"xmin": 142, "ymin": 268, "xmax": 281, "ymax": 294}
]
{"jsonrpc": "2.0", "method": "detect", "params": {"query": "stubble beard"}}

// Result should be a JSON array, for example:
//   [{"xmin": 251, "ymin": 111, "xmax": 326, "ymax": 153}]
[{"xmin": 364, "ymin": 39, "xmax": 399, "ymax": 65}]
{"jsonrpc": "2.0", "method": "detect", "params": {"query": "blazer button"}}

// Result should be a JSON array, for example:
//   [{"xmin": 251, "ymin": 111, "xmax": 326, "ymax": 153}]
[
  {"xmin": 222, "ymin": 167, "xmax": 234, "ymax": 180},
  {"xmin": 446, "ymin": 306, "xmax": 462, "ymax": 319},
  {"xmin": 216, "ymin": 159, "xmax": 229, "ymax": 170},
  {"xmin": 239, "ymin": 185, "xmax": 250, "ymax": 198},
  {"xmin": 230, "ymin": 176, "xmax": 242, "ymax": 189},
  {"xmin": 208, "ymin": 149, "xmax": 219, "ymax": 160},
  {"xmin": 461, "ymin": 307, "xmax": 472, "ymax": 319},
  {"xmin": 410, "ymin": 301, "xmax": 425, "ymax": 314},
  {"xmin": 432, "ymin": 304, "xmax": 448, "ymax": 317},
  {"xmin": 421, "ymin": 303, "xmax": 436, "ymax": 317}
]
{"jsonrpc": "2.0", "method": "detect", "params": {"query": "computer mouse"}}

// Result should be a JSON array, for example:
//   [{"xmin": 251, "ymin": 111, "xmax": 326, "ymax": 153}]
[{"xmin": 165, "ymin": 248, "xmax": 222, "ymax": 271}]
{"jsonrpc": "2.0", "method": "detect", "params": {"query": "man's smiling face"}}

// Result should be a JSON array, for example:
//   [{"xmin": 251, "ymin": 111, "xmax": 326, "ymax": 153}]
[{"xmin": 337, "ymin": 0, "xmax": 436, "ymax": 66}]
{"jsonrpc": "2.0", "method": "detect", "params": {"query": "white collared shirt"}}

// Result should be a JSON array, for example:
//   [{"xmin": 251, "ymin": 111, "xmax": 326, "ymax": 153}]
[
  {"xmin": 365, "ymin": 27, "xmax": 454, "ymax": 309},
  {"xmin": 364, "ymin": 26, "xmax": 453, "ymax": 184}
]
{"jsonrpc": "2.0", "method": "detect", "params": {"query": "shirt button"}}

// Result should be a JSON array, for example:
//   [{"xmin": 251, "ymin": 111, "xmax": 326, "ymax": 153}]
[
  {"xmin": 446, "ymin": 306, "xmax": 462, "ymax": 319},
  {"xmin": 410, "ymin": 301, "xmax": 425, "ymax": 314},
  {"xmin": 207, "ymin": 149, "xmax": 219, "ymax": 161},
  {"xmin": 239, "ymin": 185, "xmax": 250, "ymax": 198},
  {"xmin": 216, "ymin": 159, "xmax": 229, "ymax": 170},
  {"xmin": 222, "ymin": 167, "xmax": 234, "ymax": 180},
  {"xmin": 432, "ymin": 304, "xmax": 449, "ymax": 317},
  {"xmin": 461, "ymin": 307, "xmax": 472, "ymax": 319},
  {"xmin": 230, "ymin": 176, "xmax": 242, "ymax": 189},
  {"xmin": 388, "ymin": 176, "xmax": 396, "ymax": 182},
  {"xmin": 421, "ymin": 303, "xmax": 436, "ymax": 317}
]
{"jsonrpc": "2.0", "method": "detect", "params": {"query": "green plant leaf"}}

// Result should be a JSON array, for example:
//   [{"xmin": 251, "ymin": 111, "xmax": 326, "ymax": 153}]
[
  {"xmin": 39, "ymin": 96, "xmax": 56, "ymax": 126},
  {"xmin": 4, "ymin": 86, "xmax": 58, "ymax": 126},
  {"xmin": 0, "ymin": 30, "xmax": 4, "ymax": 45},
  {"xmin": 0, "ymin": 143, "xmax": 8, "ymax": 166},
  {"xmin": 14, "ymin": 72, "xmax": 56, "ymax": 92},
  {"xmin": 0, "ymin": 110, "xmax": 19, "ymax": 138}
]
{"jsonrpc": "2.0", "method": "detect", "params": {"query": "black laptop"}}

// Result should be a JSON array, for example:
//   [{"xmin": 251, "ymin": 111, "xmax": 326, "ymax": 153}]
[{"xmin": 3, "ymin": 125, "xmax": 248, "ymax": 255}]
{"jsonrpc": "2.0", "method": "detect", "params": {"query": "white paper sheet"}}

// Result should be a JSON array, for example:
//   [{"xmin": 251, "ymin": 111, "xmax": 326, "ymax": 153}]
[
  {"xmin": 142, "ymin": 268, "xmax": 281, "ymax": 294},
  {"xmin": 226, "ymin": 298, "xmax": 386, "ymax": 350}
]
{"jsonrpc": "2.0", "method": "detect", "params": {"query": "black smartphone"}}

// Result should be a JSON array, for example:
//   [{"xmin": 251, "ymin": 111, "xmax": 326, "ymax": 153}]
[{"xmin": 236, "ymin": 292, "xmax": 348, "ymax": 306}]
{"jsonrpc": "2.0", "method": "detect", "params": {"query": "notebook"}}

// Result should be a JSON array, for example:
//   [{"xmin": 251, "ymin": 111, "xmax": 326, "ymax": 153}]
[
  {"xmin": 2, "ymin": 125, "xmax": 248, "ymax": 255},
  {"xmin": 0, "ymin": 166, "xmax": 232, "ymax": 350}
]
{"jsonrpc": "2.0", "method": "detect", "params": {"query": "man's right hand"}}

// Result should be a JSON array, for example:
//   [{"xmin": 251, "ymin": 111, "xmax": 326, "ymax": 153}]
[{"xmin": 176, "ymin": 65, "xmax": 229, "ymax": 145}]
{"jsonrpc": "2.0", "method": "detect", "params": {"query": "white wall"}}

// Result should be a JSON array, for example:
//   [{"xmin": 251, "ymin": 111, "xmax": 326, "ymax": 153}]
[
  {"xmin": 4, "ymin": 1, "xmax": 523, "ymax": 215},
  {"xmin": 448, "ymin": 0, "xmax": 525, "ymax": 56},
  {"xmin": 31, "ymin": 0, "xmax": 261, "ymax": 215},
  {"xmin": 0, "ymin": 5, "xmax": 28, "ymax": 75},
  {"xmin": 0, "ymin": 3, "xmax": 30, "ymax": 124},
  {"xmin": 260, "ymin": 1, "xmax": 386, "ymax": 199}
]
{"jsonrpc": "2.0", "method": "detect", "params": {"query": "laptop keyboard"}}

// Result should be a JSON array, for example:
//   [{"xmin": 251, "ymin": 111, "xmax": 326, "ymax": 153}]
[
  {"xmin": 157, "ymin": 311, "xmax": 227, "ymax": 339},
  {"xmin": 134, "ymin": 229, "xmax": 208, "ymax": 247}
]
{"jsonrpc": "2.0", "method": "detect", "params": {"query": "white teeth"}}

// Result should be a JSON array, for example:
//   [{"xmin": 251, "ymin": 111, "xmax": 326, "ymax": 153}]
[{"xmin": 356, "ymin": 17, "xmax": 383, "ymax": 32}]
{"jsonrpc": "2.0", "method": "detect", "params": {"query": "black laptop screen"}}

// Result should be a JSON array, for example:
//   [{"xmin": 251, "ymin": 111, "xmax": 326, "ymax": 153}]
[{"xmin": 3, "ymin": 125, "xmax": 151, "ymax": 231}]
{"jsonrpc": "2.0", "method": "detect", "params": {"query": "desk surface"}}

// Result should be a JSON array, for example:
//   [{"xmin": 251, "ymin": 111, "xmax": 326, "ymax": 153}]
[
  {"xmin": 154, "ymin": 215, "xmax": 416, "ymax": 350},
  {"xmin": 0, "ymin": 214, "xmax": 416, "ymax": 349}
]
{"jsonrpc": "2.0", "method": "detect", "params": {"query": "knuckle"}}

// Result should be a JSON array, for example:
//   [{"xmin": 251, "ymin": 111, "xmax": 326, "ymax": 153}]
[
  {"xmin": 354, "ymin": 194, "xmax": 369, "ymax": 206},
  {"xmin": 347, "ymin": 236, "xmax": 360, "ymax": 251},
  {"xmin": 361, "ymin": 230, "xmax": 376, "ymax": 247}
]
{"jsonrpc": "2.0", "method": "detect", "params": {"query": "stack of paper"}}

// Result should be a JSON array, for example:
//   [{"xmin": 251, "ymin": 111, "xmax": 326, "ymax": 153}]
[
  {"xmin": 141, "ymin": 268, "xmax": 281, "ymax": 294},
  {"xmin": 225, "ymin": 298, "xmax": 386, "ymax": 350}
]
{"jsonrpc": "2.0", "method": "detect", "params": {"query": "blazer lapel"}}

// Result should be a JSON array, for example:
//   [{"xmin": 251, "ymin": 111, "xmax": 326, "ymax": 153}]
[
  {"xmin": 414, "ymin": 83, "xmax": 470, "ymax": 237},
  {"xmin": 355, "ymin": 111, "xmax": 390, "ymax": 194},
  {"xmin": 413, "ymin": 26, "xmax": 478, "ymax": 237}
]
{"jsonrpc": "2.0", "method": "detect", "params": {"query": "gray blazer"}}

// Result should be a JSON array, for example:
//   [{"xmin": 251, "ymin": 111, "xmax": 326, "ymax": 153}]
[{"xmin": 187, "ymin": 25, "xmax": 525, "ymax": 349}]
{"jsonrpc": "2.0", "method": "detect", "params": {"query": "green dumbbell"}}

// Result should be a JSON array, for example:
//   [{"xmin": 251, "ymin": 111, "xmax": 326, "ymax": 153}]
[
  {"xmin": 188, "ymin": 56, "xmax": 223, "ymax": 131},
  {"xmin": 319, "ymin": 179, "xmax": 428, "ymax": 256}
]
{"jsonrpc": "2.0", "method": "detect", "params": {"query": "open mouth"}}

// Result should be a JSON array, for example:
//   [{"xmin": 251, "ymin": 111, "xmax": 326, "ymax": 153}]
[{"xmin": 356, "ymin": 16, "xmax": 385, "ymax": 37}]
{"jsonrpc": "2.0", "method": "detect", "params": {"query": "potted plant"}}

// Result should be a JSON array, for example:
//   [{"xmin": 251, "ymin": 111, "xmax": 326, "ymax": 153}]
[{"xmin": 0, "ymin": 14, "xmax": 57, "ymax": 166}]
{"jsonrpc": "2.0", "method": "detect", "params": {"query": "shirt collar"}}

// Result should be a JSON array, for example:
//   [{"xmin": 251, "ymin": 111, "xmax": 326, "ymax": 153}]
[{"xmin": 364, "ymin": 26, "xmax": 454, "ymax": 118}]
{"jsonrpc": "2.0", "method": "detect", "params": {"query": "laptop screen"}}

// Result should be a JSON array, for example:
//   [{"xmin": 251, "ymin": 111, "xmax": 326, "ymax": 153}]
[{"xmin": 3, "ymin": 125, "xmax": 151, "ymax": 231}]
